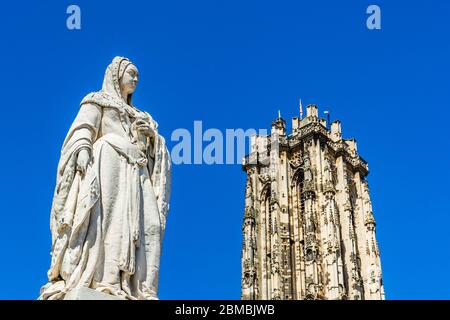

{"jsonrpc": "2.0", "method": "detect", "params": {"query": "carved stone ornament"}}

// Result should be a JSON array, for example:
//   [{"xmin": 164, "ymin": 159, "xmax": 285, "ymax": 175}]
[{"xmin": 289, "ymin": 150, "xmax": 303, "ymax": 168}]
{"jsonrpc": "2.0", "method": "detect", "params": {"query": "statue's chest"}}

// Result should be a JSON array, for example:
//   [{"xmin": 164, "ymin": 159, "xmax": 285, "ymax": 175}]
[
  {"xmin": 101, "ymin": 106, "xmax": 150, "ymax": 140},
  {"xmin": 101, "ymin": 107, "xmax": 132, "ymax": 137}
]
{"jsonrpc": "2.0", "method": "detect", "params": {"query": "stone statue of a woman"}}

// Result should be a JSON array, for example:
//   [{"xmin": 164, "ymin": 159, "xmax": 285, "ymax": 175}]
[{"xmin": 39, "ymin": 57, "xmax": 171, "ymax": 300}]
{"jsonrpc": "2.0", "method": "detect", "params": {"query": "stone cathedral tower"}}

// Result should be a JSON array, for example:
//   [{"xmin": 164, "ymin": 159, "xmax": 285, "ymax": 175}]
[{"xmin": 240, "ymin": 104, "xmax": 385, "ymax": 300}]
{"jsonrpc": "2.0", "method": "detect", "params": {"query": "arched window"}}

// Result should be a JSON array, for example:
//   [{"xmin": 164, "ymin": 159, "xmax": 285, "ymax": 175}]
[
  {"xmin": 292, "ymin": 169, "xmax": 306, "ymax": 221},
  {"xmin": 259, "ymin": 183, "xmax": 271, "ymax": 298}
]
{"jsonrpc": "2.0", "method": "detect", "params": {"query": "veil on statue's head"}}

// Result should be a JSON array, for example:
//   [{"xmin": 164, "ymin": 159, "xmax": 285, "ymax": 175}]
[{"xmin": 102, "ymin": 56, "xmax": 135, "ymax": 105}]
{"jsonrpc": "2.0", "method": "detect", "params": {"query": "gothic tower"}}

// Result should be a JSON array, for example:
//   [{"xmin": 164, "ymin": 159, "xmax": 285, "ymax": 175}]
[{"xmin": 240, "ymin": 104, "xmax": 385, "ymax": 300}]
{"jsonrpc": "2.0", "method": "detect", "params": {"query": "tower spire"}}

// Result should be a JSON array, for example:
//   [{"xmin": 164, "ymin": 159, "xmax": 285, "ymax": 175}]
[
  {"xmin": 299, "ymin": 99, "xmax": 303, "ymax": 119},
  {"xmin": 324, "ymin": 110, "xmax": 330, "ymax": 129}
]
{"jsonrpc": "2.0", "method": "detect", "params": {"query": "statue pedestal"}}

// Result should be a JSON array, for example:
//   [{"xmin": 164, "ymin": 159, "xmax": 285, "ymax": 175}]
[{"xmin": 64, "ymin": 287, "xmax": 125, "ymax": 300}]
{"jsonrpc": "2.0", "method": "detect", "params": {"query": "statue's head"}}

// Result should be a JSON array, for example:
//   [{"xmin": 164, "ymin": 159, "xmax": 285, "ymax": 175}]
[
  {"xmin": 102, "ymin": 56, "xmax": 139, "ymax": 105},
  {"xmin": 119, "ymin": 62, "xmax": 139, "ymax": 96}
]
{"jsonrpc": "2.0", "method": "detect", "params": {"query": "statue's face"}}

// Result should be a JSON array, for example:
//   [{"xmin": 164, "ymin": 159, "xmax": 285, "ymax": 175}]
[{"xmin": 120, "ymin": 64, "xmax": 139, "ymax": 95}]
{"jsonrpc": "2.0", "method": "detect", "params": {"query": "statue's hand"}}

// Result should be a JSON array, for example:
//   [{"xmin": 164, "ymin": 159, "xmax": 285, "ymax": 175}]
[
  {"xmin": 135, "ymin": 119, "xmax": 155, "ymax": 138},
  {"xmin": 76, "ymin": 149, "xmax": 90, "ymax": 175}
]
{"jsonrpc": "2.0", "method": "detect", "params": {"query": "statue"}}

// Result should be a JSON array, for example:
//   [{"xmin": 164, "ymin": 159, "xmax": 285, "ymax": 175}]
[{"xmin": 39, "ymin": 57, "xmax": 172, "ymax": 300}]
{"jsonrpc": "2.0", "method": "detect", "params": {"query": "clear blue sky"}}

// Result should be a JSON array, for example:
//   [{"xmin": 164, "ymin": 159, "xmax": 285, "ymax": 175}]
[{"xmin": 0, "ymin": 0, "xmax": 449, "ymax": 300}]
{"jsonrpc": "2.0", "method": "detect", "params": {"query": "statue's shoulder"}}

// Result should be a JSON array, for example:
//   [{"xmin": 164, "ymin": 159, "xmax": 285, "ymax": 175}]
[{"xmin": 80, "ymin": 91, "xmax": 121, "ymax": 109}]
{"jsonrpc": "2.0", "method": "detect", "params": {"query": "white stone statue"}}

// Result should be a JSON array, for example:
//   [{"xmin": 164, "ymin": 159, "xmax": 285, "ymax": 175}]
[{"xmin": 39, "ymin": 57, "xmax": 172, "ymax": 300}]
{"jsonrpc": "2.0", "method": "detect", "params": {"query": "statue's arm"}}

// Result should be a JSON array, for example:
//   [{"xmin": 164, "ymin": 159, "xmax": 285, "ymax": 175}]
[
  {"xmin": 67, "ymin": 103, "xmax": 102, "ymax": 174},
  {"xmin": 51, "ymin": 103, "xmax": 102, "ymax": 235}
]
